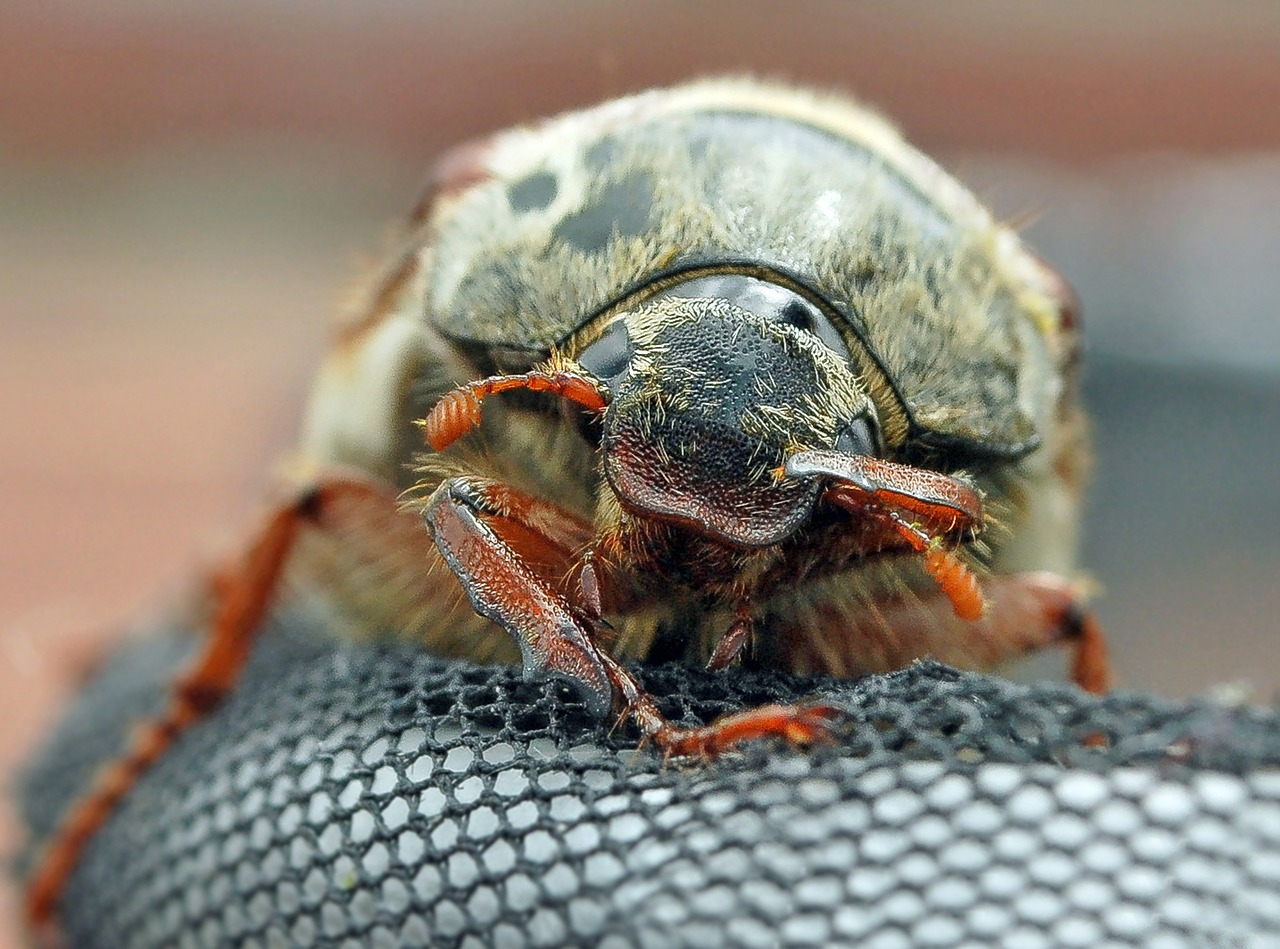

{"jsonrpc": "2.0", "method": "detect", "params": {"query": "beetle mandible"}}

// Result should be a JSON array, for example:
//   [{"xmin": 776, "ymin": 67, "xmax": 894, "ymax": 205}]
[{"xmin": 26, "ymin": 78, "xmax": 1110, "ymax": 929}]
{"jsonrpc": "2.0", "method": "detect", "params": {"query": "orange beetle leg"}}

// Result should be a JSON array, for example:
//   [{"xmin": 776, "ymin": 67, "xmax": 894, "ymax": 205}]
[
  {"xmin": 25, "ymin": 476, "xmax": 404, "ymax": 933},
  {"xmin": 594, "ymin": 651, "xmax": 841, "ymax": 761}
]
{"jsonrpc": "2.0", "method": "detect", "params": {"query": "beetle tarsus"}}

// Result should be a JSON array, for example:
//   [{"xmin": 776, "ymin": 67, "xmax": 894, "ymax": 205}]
[
  {"xmin": 958, "ymin": 571, "xmax": 1112, "ymax": 693},
  {"xmin": 1000, "ymin": 572, "xmax": 1111, "ymax": 694},
  {"xmin": 645, "ymin": 701, "xmax": 844, "ymax": 763},
  {"xmin": 650, "ymin": 704, "xmax": 842, "ymax": 760},
  {"xmin": 595, "ymin": 648, "xmax": 838, "ymax": 759}
]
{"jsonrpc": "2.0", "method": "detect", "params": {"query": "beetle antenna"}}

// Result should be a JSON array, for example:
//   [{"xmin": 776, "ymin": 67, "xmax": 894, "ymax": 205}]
[{"xmin": 421, "ymin": 365, "xmax": 608, "ymax": 451}]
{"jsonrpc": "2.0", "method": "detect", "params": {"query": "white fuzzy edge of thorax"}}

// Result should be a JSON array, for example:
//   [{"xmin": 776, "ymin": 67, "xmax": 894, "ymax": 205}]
[{"xmin": 296, "ymin": 306, "xmax": 429, "ymax": 480}]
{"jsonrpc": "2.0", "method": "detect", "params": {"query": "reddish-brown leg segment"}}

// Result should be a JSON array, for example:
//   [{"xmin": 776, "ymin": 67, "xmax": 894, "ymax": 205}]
[
  {"xmin": 25, "ymin": 476, "xmax": 403, "ymax": 934},
  {"xmin": 961, "ymin": 571, "xmax": 1111, "ymax": 693},
  {"xmin": 785, "ymin": 570, "xmax": 1111, "ymax": 694},
  {"xmin": 706, "ymin": 603, "xmax": 753, "ymax": 672},
  {"xmin": 422, "ymin": 476, "xmax": 614, "ymax": 712},
  {"xmin": 777, "ymin": 451, "xmax": 1109, "ymax": 692},
  {"xmin": 422, "ymin": 476, "xmax": 841, "ymax": 755},
  {"xmin": 973, "ymin": 571, "xmax": 1112, "ymax": 694},
  {"xmin": 597, "ymin": 650, "xmax": 839, "ymax": 760}
]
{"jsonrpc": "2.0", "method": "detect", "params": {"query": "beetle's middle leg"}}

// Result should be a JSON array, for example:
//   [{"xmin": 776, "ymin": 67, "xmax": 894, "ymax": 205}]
[
  {"xmin": 897, "ymin": 570, "xmax": 1112, "ymax": 693},
  {"xmin": 776, "ymin": 569, "xmax": 1111, "ymax": 694},
  {"xmin": 24, "ymin": 474, "xmax": 406, "ymax": 930},
  {"xmin": 422, "ymin": 476, "xmax": 839, "ymax": 755}
]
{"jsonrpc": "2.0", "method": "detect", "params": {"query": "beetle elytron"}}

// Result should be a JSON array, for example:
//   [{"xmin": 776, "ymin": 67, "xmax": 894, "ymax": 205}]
[{"xmin": 27, "ymin": 78, "xmax": 1110, "ymax": 930}]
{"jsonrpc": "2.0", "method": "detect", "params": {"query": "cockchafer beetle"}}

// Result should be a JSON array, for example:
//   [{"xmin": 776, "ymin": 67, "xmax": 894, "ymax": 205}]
[{"xmin": 26, "ymin": 78, "xmax": 1111, "ymax": 930}]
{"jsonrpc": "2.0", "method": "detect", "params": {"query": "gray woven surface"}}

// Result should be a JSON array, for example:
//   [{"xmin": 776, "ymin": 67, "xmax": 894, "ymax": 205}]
[{"xmin": 19, "ymin": 615, "xmax": 1280, "ymax": 948}]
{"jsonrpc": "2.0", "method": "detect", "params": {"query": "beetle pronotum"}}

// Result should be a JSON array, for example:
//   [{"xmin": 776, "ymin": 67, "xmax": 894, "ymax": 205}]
[{"xmin": 26, "ymin": 79, "xmax": 1110, "ymax": 932}]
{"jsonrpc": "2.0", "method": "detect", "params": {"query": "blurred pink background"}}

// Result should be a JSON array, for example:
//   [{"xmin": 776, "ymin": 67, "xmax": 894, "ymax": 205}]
[{"xmin": 4, "ymin": 3, "xmax": 1280, "ymax": 944}]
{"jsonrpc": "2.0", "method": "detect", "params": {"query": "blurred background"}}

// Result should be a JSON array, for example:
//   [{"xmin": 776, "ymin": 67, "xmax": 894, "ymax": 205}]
[{"xmin": 3, "ymin": 1, "xmax": 1280, "ymax": 941}]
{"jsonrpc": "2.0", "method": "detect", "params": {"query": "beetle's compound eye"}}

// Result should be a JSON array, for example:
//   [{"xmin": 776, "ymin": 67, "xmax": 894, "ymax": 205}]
[
  {"xmin": 777, "ymin": 300, "xmax": 819, "ymax": 333},
  {"xmin": 835, "ymin": 416, "xmax": 878, "ymax": 457},
  {"xmin": 577, "ymin": 318, "xmax": 634, "ymax": 390},
  {"xmin": 654, "ymin": 274, "xmax": 852, "ymax": 364}
]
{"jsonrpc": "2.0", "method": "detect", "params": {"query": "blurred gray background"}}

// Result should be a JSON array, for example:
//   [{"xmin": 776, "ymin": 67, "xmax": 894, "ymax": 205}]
[{"xmin": 3, "ymin": 3, "xmax": 1280, "ymax": 940}]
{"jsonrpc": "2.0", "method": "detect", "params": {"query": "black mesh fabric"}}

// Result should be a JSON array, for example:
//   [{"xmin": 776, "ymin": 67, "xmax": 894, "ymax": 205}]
[{"xmin": 19, "ymin": 614, "xmax": 1280, "ymax": 949}]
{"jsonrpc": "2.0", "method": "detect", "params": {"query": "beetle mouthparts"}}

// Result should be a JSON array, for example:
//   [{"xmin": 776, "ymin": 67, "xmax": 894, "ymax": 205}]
[
  {"xmin": 782, "ymin": 449, "xmax": 983, "ymax": 525},
  {"xmin": 604, "ymin": 418, "xmax": 824, "ymax": 548},
  {"xmin": 783, "ymin": 450, "xmax": 876, "ymax": 493},
  {"xmin": 781, "ymin": 448, "xmax": 986, "ymax": 619}
]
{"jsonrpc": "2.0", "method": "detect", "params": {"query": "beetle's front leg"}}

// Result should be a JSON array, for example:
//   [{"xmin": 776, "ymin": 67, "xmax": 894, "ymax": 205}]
[
  {"xmin": 782, "ymin": 448, "xmax": 1111, "ymax": 693},
  {"xmin": 422, "ymin": 477, "xmax": 839, "ymax": 755},
  {"xmin": 597, "ymin": 648, "xmax": 839, "ymax": 760},
  {"xmin": 706, "ymin": 603, "xmax": 753, "ymax": 672},
  {"xmin": 422, "ymin": 477, "xmax": 614, "ymax": 713}
]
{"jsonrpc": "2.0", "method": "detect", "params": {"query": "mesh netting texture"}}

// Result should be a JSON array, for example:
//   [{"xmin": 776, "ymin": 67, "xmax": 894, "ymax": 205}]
[{"xmin": 18, "ymin": 615, "xmax": 1280, "ymax": 949}]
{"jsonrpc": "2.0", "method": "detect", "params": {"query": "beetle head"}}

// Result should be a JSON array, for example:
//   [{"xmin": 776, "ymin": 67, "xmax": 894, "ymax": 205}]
[{"xmin": 577, "ymin": 275, "xmax": 877, "ymax": 547}]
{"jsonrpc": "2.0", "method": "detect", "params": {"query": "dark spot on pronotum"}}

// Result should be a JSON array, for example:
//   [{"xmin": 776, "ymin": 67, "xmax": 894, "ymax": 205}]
[
  {"xmin": 583, "ymin": 137, "xmax": 619, "ymax": 171},
  {"xmin": 552, "ymin": 172, "xmax": 655, "ymax": 253},
  {"xmin": 1060, "ymin": 600, "xmax": 1087, "ymax": 640},
  {"xmin": 296, "ymin": 487, "xmax": 324, "ymax": 521},
  {"xmin": 424, "ymin": 135, "xmax": 497, "ymax": 212},
  {"xmin": 508, "ymin": 171, "xmax": 559, "ymax": 212}
]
